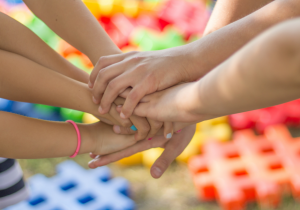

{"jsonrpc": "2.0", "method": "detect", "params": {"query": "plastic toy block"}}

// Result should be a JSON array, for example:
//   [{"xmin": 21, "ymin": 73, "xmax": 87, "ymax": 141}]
[
  {"xmin": 82, "ymin": 113, "xmax": 100, "ymax": 124},
  {"xmin": 66, "ymin": 54, "xmax": 92, "ymax": 72},
  {"xmin": 4, "ymin": 160, "xmax": 135, "ymax": 210},
  {"xmin": 188, "ymin": 124, "xmax": 300, "ymax": 210},
  {"xmin": 158, "ymin": 0, "xmax": 209, "ymax": 38},
  {"xmin": 229, "ymin": 99, "xmax": 300, "ymax": 133},
  {"xmin": 82, "ymin": 0, "xmax": 102, "ymax": 19},
  {"xmin": 5, "ymin": 0, "xmax": 24, "ymax": 5},
  {"xmin": 117, "ymin": 152, "xmax": 143, "ymax": 166},
  {"xmin": 130, "ymin": 26, "xmax": 185, "ymax": 51},
  {"xmin": 60, "ymin": 108, "xmax": 84, "ymax": 123},
  {"xmin": 142, "ymin": 148, "xmax": 164, "ymax": 168},
  {"xmin": 0, "ymin": 98, "xmax": 14, "ymax": 112}
]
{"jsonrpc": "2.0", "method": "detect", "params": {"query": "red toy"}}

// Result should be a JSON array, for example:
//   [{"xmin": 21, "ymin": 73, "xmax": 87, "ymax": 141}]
[{"xmin": 188, "ymin": 124, "xmax": 300, "ymax": 210}]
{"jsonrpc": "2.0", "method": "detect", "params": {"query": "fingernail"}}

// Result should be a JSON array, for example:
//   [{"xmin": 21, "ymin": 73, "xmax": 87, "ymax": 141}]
[
  {"xmin": 114, "ymin": 125, "xmax": 121, "ymax": 134},
  {"xmin": 88, "ymin": 159, "xmax": 96, "ymax": 167},
  {"xmin": 98, "ymin": 106, "xmax": 104, "ymax": 114},
  {"xmin": 148, "ymin": 138, "xmax": 152, "ymax": 140},
  {"xmin": 88, "ymin": 81, "xmax": 93, "ymax": 88},
  {"xmin": 130, "ymin": 125, "xmax": 137, "ymax": 131},
  {"xmin": 152, "ymin": 167, "xmax": 162, "ymax": 178},
  {"xmin": 166, "ymin": 133, "xmax": 172, "ymax": 139},
  {"xmin": 120, "ymin": 112, "xmax": 126, "ymax": 119},
  {"xmin": 92, "ymin": 96, "xmax": 98, "ymax": 104},
  {"xmin": 176, "ymin": 130, "xmax": 182, "ymax": 133}
]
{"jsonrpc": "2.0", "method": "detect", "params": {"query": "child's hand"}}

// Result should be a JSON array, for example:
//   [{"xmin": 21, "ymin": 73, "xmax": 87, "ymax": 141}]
[
  {"xmin": 88, "ymin": 46, "xmax": 197, "ymax": 119},
  {"xmin": 88, "ymin": 124, "xmax": 196, "ymax": 179},
  {"xmin": 86, "ymin": 122, "xmax": 137, "ymax": 156}
]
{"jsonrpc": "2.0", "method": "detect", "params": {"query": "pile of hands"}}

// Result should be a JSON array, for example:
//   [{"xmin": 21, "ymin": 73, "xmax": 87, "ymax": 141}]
[{"xmin": 86, "ymin": 48, "xmax": 212, "ymax": 178}]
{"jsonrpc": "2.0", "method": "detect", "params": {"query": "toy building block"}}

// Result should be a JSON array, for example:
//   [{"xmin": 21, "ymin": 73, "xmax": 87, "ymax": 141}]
[
  {"xmin": 189, "ymin": 124, "xmax": 300, "ymax": 210},
  {"xmin": 130, "ymin": 26, "xmax": 185, "ymax": 51},
  {"xmin": 60, "ymin": 108, "xmax": 84, "ymax": 123},
  {"xmin": 5, "ymin": 160, "xmax": 135, "ymax": 210},
  {"xmin": 158, "ymin": 0, "xmax": 209, "ymax": 38},
  {"xmin": 82, "ymin": 113, "xmax": 99, "ymax": 124},
  {"xmin": 117, "ymin": 152, "xmax": 144, "ymax": 166},
  {"xmin": 142, "ymin": 148, "xmax": 164, "ymax": 168},
  {"xmin": 0, "ymin": 98, "xmax": 14, "ymax": 112},
  {"xmin": 229, "ymin": 99, "xmax": 300, "ymax": 133}
]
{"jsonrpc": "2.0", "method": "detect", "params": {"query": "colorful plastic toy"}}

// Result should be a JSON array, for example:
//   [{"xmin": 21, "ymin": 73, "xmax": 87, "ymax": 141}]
[
  {"xmin": 4, "ymin": 160, "xmax": 135, "ymax": 210},
  {"xmin": 229, "ymin": 99, "xmax": 300, "ymax": 133},
  {"xmin": 188, "ymin": 124, "xmax": 300, "ymax": 210}
]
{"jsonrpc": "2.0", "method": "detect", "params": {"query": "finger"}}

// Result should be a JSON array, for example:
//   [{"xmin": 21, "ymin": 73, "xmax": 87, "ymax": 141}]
[
  {"xmin": 150, "ymin": 142, "xmax": 182, "ymax": 179},
  {"xmin": 88, "ymin": 135, "xmax": 169, "ymax": 168},
  {"xmin": 89, "ymin": 54, "xmax": 125, "ymax": 88},
  {"xmin": 129, "ymin": 115, "xmax": 150, "ymax": 141},
  {"xmin": 120, "ymin": 84, "xmax": 149, "ymax": 119},
  {"xmin": 133, "ymin": 102, "xmax": 151, "ymax": 118},
  {"xmin": 150, "ymin": 127, "xmax": 194, "ymax": 178},
  {"xmin": 119, "ymin": 88, "xmax": 132, "ymax": 98},
  {"xmin": 145, "ymin": 119, "xmax": 163, "ymax": 140},
  {"xmin": 164, "ymin": 122, "xmax": 174, "ymax": 140},
  {"xmin": 113, "ymin": 124, "xmax": 136, "ymax": 135},
  {"xmin": 89, "ymin": 153, "xmax": 98, "ymax": 159},
  {"xmin": 109, "ymin": 103, "xmax": 132, "ymax": 128},
  {"xmin": 92, "ymin": 62, "xmax": 129, "ymax": 105}
]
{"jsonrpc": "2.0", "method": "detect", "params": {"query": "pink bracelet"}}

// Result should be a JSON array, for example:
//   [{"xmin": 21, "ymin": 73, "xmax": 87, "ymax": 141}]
[{"xmin": 66, "ymin": 120, "xmax": 81, "ymax": 158}]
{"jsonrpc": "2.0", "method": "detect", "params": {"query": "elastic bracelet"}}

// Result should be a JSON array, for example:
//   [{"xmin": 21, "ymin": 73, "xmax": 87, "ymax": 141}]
[{"xmin": 66, "ymin": 120, "xmax": 81, "ymax": 158}]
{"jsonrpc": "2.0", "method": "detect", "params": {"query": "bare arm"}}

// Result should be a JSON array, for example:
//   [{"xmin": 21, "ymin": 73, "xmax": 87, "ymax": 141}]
[
  {"xmin": 204, "ymin": 0, "xmax": 273, "ymax": 35},
  {"xmin": 0, "ymin": 12, "xmax": 88, "ymax": 83},
  {"xmin": 23, "ymin": 0, "xmax": 121, "ymax": 65}
]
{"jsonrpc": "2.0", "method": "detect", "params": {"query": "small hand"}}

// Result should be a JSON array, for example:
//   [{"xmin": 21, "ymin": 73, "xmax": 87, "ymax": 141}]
[
  {"xmin": 87, "ymin": 122, "xmax": 137, "ymax": 156},
  {"xmin": 88, "ymin": 125, "xmax": 196, "ymax": 179}
]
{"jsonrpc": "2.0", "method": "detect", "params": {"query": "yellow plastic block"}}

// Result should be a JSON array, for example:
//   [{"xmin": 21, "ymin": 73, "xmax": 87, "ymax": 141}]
[
  {"xmin": 176, "ymin": 131, "xmax": 202, "ymax": 163},
  {"xmin": 122, "ymin": 0, "xmax": 139, "ymax": 17},
  {"xmin": 116, "ymin": 152, "xmax": 143, "ymax": 166},
  {"xmin": 82, "ymin": 113, "xmax": 99, "ymax": 124},
  {"xmin": 142, "ymin": 148, "xmax": 164, "ymax": 168},
  {"xmin": 209, "ymin": 123, "xmax": 232, "ymax": 142},
  {"xmin": 98, "ymin": 0, "xmax": 114, "ymax": 16},
  {"xmin": 82, "ymin": 0, "xmax": 102, "ymax": 19}
]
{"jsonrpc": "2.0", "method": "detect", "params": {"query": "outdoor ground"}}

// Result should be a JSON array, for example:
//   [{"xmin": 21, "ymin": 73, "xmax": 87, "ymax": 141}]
[{"xmin": 18, "ymin": 137, "xmax": 300, "ymax": 210}]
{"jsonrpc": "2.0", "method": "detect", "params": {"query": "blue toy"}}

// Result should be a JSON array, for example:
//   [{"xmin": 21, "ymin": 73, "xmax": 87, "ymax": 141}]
[{"xmin": 4, "ymin": 161, "xmax": 135, "ymax": 210}]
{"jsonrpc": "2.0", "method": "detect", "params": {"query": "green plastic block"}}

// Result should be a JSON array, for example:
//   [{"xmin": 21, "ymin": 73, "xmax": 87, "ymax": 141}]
[
  {"xmin": 34, "ymin": 104, "xmax": 59, "ymax": 115},
  {"xmin": 60, "ymin": 108, "xmax": 84, "ymax": 123},
  {"xmin": 26, "ymin": 16, "xmax": 57, "ymax": 44},
  {"xmin": 67, "ymin": 54, "xmax": 92, "ymax": 73}
]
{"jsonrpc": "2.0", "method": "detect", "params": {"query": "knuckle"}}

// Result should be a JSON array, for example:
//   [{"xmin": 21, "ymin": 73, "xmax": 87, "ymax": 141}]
[
  {"xmin": 98, "ymin": 56, "xmax": 108, "ymax": 64},
  {"xmin": 107, "ymin": 80, "xmax": 118, "ymax": 90},
  {"xmin": 153, "ymin": 121, "xmax": 163, "ymax": 130},
  {"xmin": 156, "ymin": 158, "xmax": 169, "ymax": 169},
  {"xmin": 121, "ymin": 120, "xmax": 132, "ymax": 128},
  {"xmin": 128, "ymin": 90, "xmax": 139, "ymax": 102}
]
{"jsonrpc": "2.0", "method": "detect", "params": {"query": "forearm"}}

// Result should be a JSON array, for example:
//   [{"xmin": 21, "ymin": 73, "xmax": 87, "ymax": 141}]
[
  {"xmin": 0, "ymin": 111, "xmax": 94, "ymax": 159},
  {"xmin": 23, "ymin": 0, "xmax": 121, "ymax": 65},
  {"xmin": 0, "ymin": 50, "xmax": 100, "ymax": 118},
  {"xmin": 185, "ymin": 0, "xmax": 300, "ymax": 80},
  {"xmin": 204, "ymin": 0, "xmax": 272, "ymax": 35},
  {"xmin": 195, "ymin": 19, "xmax": 300, "ymax": 117},
  {"xmin": 0, "ymin": 12, "xmax": 88, "ymax": 83}
]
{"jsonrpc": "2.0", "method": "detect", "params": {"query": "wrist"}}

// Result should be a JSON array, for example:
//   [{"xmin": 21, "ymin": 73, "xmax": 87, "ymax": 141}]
[{"xmin": 77, "ymin": 124, "xmax": 95, "ymax": 155}]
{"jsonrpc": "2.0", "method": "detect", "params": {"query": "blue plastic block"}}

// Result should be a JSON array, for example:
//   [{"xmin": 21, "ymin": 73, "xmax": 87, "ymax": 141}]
[
  {"xmin": 5, "ymin": 161, "xmax": 135, "ymax": 210},
  {"xmin": 0, "ymin": 98, "xmax": 14, "ymax": 112},
  {"xmin": 5, "ymin": 0, "xmax": 23, "ymax": 5}
]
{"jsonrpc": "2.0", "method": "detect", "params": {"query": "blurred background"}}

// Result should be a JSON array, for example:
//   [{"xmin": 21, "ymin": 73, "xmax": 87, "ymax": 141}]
[{"xmin": 1, "ymin": 0, "xmax": 300, "ymax": 209}]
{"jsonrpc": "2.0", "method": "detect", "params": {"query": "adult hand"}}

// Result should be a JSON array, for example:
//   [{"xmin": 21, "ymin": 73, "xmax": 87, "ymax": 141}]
[
  {"xmin": 89, "ymin": 45, "xmax": 197, "ymax": 119},
  {"xmin": 88, "ymin": 125, "xmax": 196, "ymax": 179},
  {"xmin": 132, "ymin": 82, "xmax": 218, "ymax": 123}
]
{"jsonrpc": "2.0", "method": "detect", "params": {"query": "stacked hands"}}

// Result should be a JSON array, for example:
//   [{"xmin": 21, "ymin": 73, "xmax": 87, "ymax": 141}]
[{"xmin": 87, "ymin": 49, "xmax": 204, "ymax": 178}]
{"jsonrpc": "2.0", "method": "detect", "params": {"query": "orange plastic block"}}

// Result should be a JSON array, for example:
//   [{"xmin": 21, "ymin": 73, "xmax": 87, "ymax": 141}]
[{"xmin": 188, "ymin": 124, "xmax": 300, "ymax": 210}]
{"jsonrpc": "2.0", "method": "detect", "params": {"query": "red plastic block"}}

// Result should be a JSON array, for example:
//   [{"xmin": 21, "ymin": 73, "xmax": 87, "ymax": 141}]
[
  {"xmin": 229, "ymin": 99, "xmax": 300, "ymax": 133},
  {"xmin": 188, "ymin": 124, "xmax": 300, "ymax": 210},
  {"xmin": 158, "ymin": 0, "xmax": 209, "ymax": 38}
]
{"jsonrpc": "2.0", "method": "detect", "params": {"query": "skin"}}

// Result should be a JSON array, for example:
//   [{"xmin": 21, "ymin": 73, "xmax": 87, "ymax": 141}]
[
  {"xmin": 89, "ymin": 0, "xmax": 300, "ymax": 120},
  {"xmin": 131, "ymin": 19, "xmax": 300, "ymax": 123},
  {"xmin": 0, "ymin": 111, "xmax": 136, "ymax": 159},
  {"xmin": 88, "ymin": 0, "xmax": 300, "ymax": 178},
  {"xmin": 23, "ymin": 0, "xmax": 170, "ymax": 140}
]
